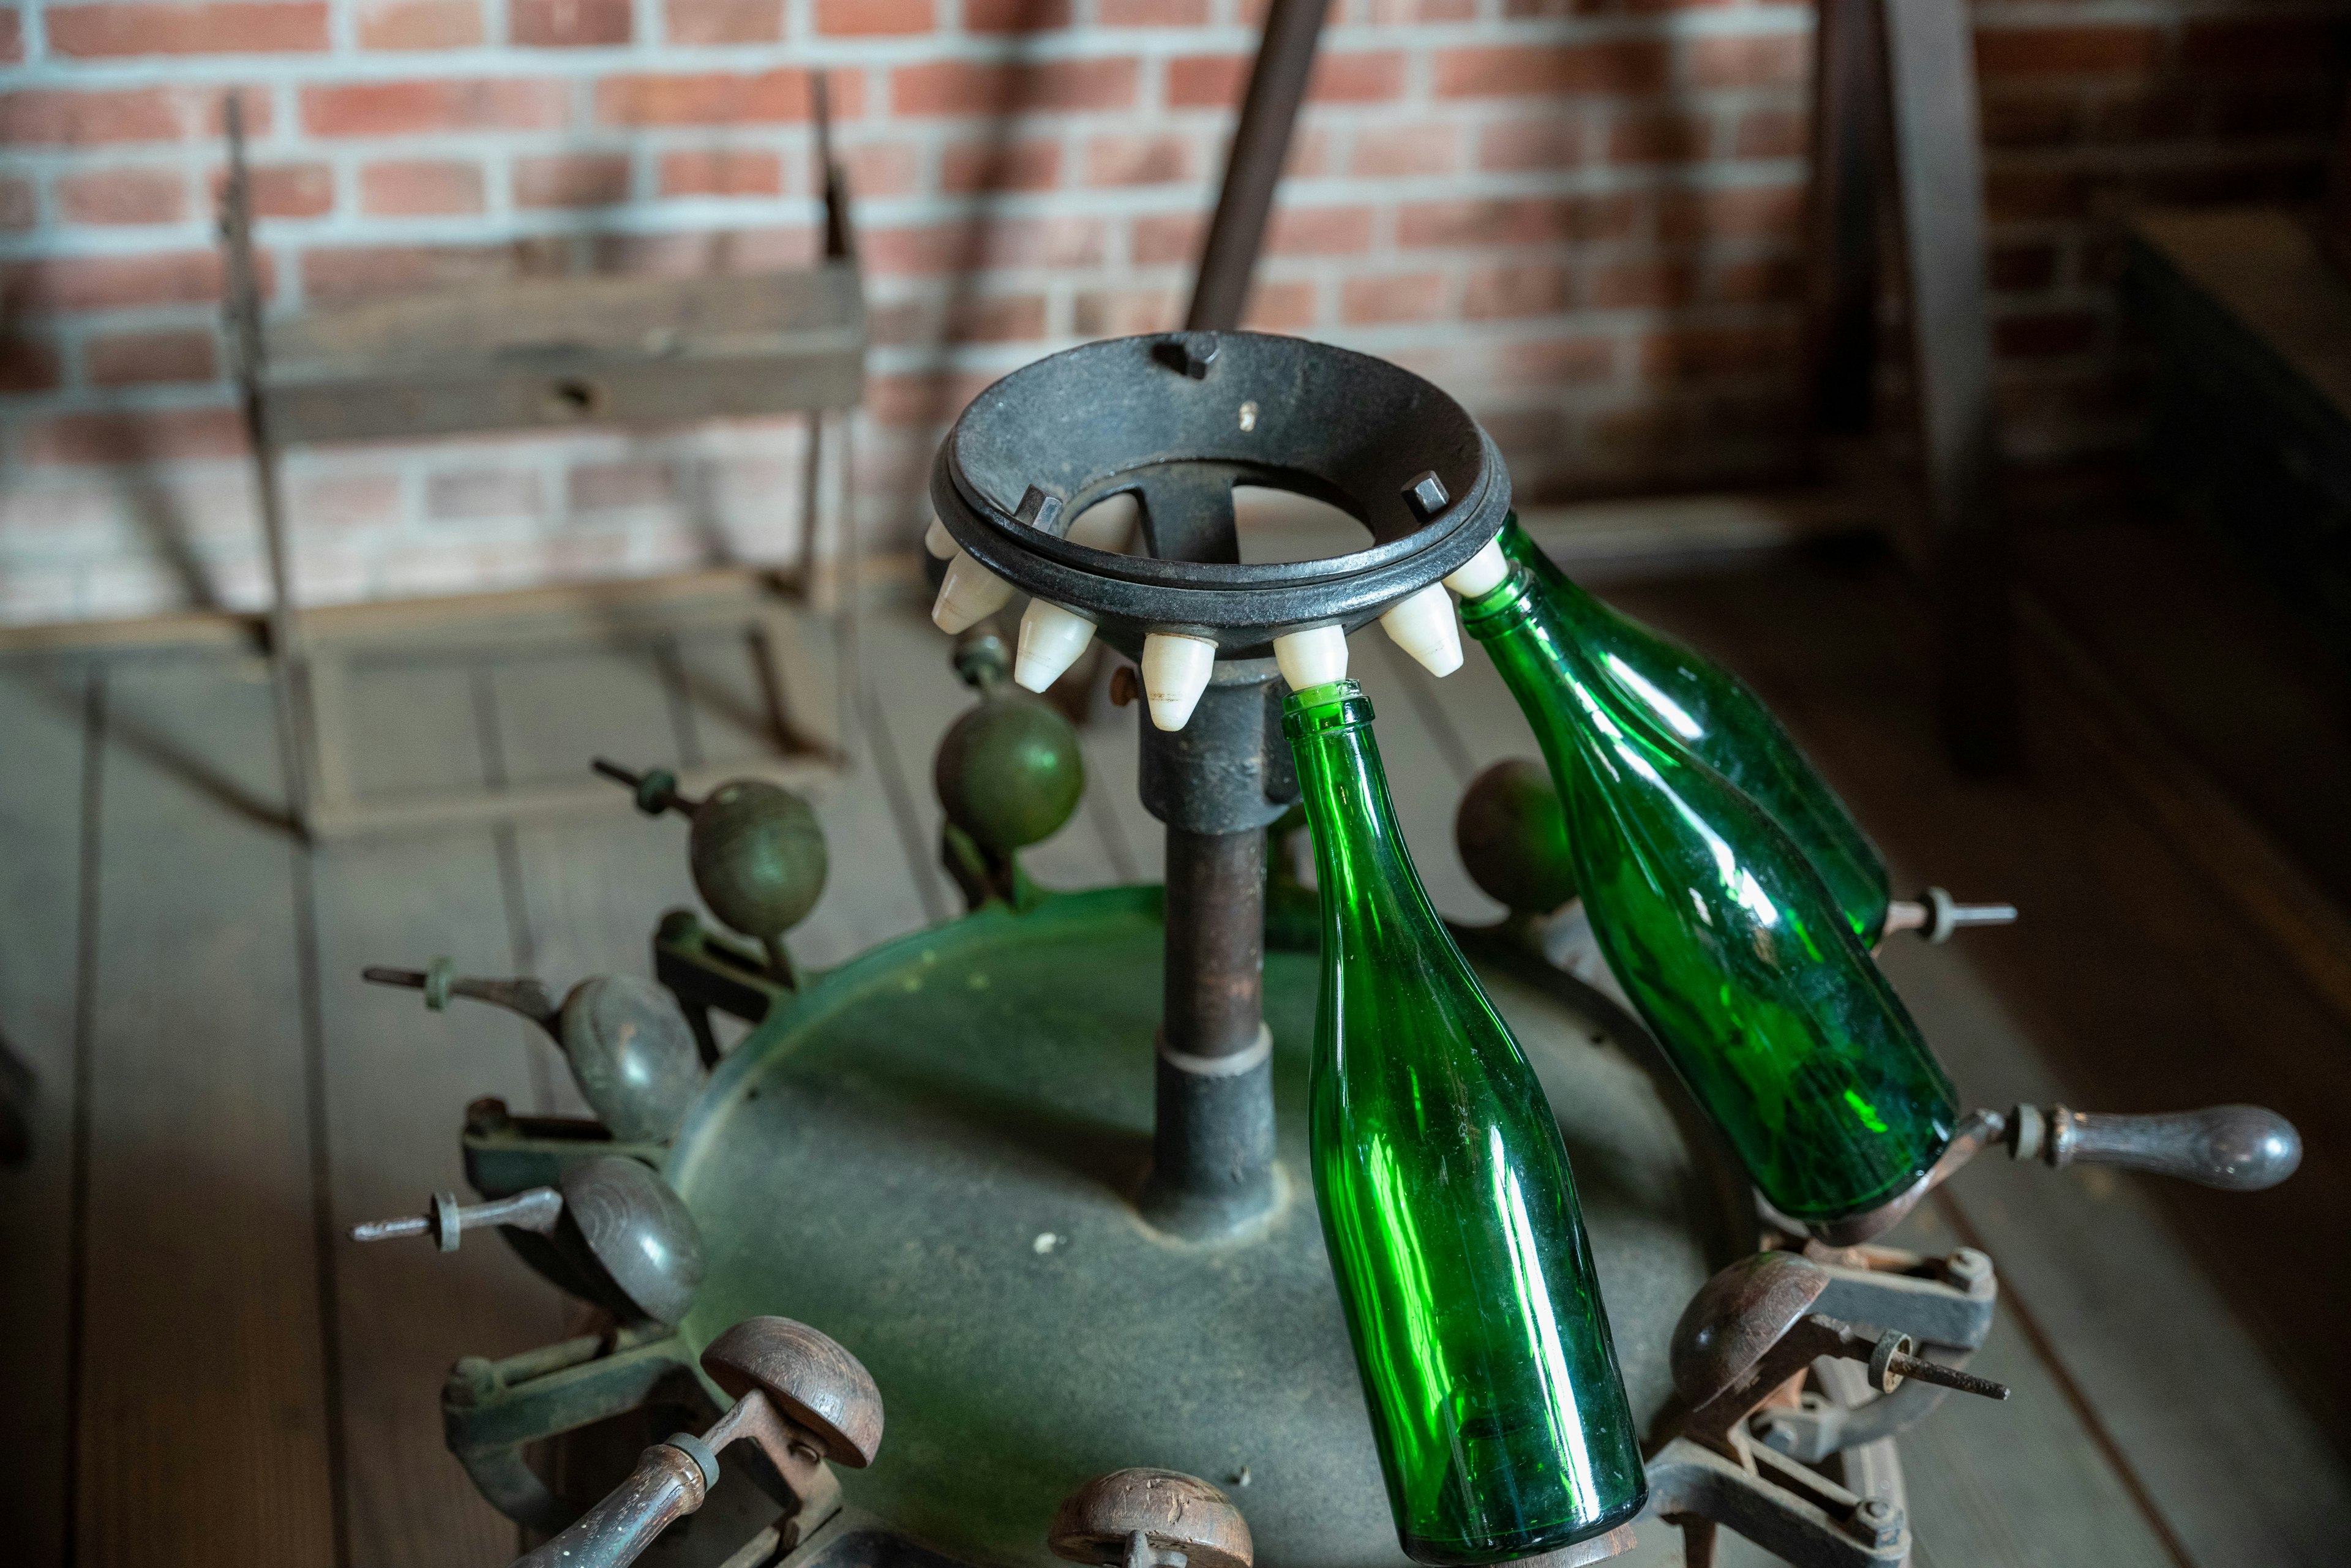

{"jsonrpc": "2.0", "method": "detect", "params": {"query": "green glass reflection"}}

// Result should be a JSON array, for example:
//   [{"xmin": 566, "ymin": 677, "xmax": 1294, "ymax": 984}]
[
  {"xmin": 1285, "ymin": 679, "xmax": 1646, "ymax": 1564},
  {"xmin": 1458, "ymin": 569, "xmax": 1959, "ymax": 1223},
  {"xmin": 1498, "ymin": 517, "xmax": 1892, "ymax": 943}
]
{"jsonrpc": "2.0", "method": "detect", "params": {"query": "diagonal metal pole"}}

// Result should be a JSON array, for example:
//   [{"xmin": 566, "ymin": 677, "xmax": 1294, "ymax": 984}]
[{"xmin": 1184, "ymin": 0, "xmax": 1331, "ymax": 332}]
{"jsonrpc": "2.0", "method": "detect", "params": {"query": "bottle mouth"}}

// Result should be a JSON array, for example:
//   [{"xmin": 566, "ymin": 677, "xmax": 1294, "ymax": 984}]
[
  {"xmin": 1281, "ymin": 677, "xmax": 1373, "ymax": 736},
  {"xmin": 1455, "ymin": 563, "xmax": 1536, "ymax": 639}
]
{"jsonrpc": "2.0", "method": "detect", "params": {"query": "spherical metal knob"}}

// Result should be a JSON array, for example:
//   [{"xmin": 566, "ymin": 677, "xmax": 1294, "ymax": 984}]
[
  {"xmin": 689, "ymin": 780, "xmax": 828, "ymax": 947},
  {"xmin": 700, "ymin": 1316, "xmax": 885, "ymax": 1469},
  {"xmin": 1455, "ymin": 758, "xmax": 1578, "ymax": 915},
  {"xmin": 934, "ymin": 695, "xmax": 1086, "ymax": 855},
  {"xmin": 1048, "ymin": 1469, "xmax": 1253, "ymax": 1568}
]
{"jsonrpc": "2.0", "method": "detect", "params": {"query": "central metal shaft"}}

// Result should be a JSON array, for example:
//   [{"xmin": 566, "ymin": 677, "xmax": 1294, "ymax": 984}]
[{"xmin": 1137, "ymin": 659, "xmax": 1295, "ymax": 1238}]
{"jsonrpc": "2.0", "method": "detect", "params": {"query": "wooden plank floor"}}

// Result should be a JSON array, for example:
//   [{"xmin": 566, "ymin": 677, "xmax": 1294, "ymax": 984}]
[{"xmin": 1, "ymin": 552, "xmax": 2346, "ymax": 1567}]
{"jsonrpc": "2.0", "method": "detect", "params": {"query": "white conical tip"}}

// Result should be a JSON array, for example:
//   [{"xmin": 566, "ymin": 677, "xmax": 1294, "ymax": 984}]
[
  {"xmin": 922, "ymin": 516, "xmax": 955, "ymax": 560},
  {"xmin": 1141, "ymin": 632, "xmax": 1217, "ymax": 732},
  {"xmin": 1380, "ymin": 583, "xmax": 1463, "ymax": 677},
  {"xmin": 1444, "ymin": 539, "xmax": 1509, "ymax": 599},
  {"xmin": 1014, "ymin": 599, "xmax": 1097, "ymax": 692},
  {"xmin": 931, "ymin": 550, "xmax": 1014, "ymax": 633},
  {"xmin": 1272, "ymin": 625, "xmax": 1349, "ymax": 692}
]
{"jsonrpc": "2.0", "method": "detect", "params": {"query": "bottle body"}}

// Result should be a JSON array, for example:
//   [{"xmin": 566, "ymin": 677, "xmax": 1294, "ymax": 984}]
[
  {"xmin": 1287, "ymin": 680, "xmax": 1646, "ymax": 1564},
  {"xmin": 1498, "ymin": 517, "xmax": 1892, "ymax": 943},
  {"xmin": 1459, "ymin": 571, "xmax": 1959, "ymax": 1223}
]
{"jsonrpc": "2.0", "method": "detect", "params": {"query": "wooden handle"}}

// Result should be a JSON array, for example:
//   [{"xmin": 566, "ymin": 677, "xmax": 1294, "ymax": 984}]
[{"xmin": 511, "ymin": 1441, "xmax": 710, "ymax": 1568}]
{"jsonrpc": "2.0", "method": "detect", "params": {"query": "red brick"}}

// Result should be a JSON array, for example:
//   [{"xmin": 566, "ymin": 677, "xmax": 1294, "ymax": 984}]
[
  {"xmin": 1436, "ymin": 42, "xmax": 1671, "ymax": 98},
  {"xmin": 1, "ymin": 250, "xmax": 228, "ymax": 311},
  {"xmin": 964, "ymin": 0, "xmax": 1069, "ymax": 29},
  {"xmin": 1989, "ymin": 243, "xmax": 2057, "ymax": 291},
  {"xmin": 1240, "ymin": 279, "xmax": 1316, "ymax": 332},
  {"xmin": 237, "ymin": 162, "xmax": 336, "ymax": 217},
  {"xmin": 2181, "ymin": 18, "xmax": 2344, "ymax": 78},
  {"xmin": 1342, "ymin": 271, "xmax": 1447, "ymax": 324},
  {"xmin": 1985, "ymin": 168, "xmax": 2093, "ymax": 221},
  {"xmin": 1167, "ymin": 54, "xmax": 1245, "ymax": 108},
  {"xmin": 58, "ymin": 167, "xmax": 188, "ymax": 225},
  {"xmin": 666, "ymin": 0, "xmax": 779, "ymax": 39},
  {"xmin": 948, "ymin": 293, "xmax": 1048, "ymax": 343},
  {"xmin": 0, "ymin": 9, "xmax": 20, "ymax": 62},
  {"xmin": 842, "ymin": 140, "xmax": 920, "ymax": 197},
  {"xmin": 516, "ymin": 152, "xmax": 631, "ymax": 207},
  {"xmin": 1734, "ymin": 107, "xmax": 1805, "ymax": 160},
  {"xmin": 943, "ymin": 138, "xmax": 1062, "ymax": 192},
  {"xmin": 1591, "ymin": 258, "xmax": 1696, "ymax": 308},
  {"xmin": 1705, "ymin": 256, "xmax": 1802, "ymax": 305},
  {"xmin": 979, "ymin": 214, "xmax": 1103, "ymax": 268},
  {"xmin": 1101, "ymin": 0, "xmax": 1204, "ymax": 23},
  {"xmin": 597, "ymin": 70, "xmax": 853, "ymax": 126},
  {"xmin": 659, "ymin": 149, "xmax": 783, "ymax": 197},
  {"xmin": 1400, "ymin": 193, "xmax": 1640, "ymax": 247},
  {"xmin": 1974, "ymin": 26, "xmax": 2162, "ymax": 80},
  {"xmin": 1657, "ymin": 183, "xmax": 1801, "ymax": 242},
  {"xmin": 1073, "ymin": 286, "xmax": 1179, "ymax": 337},
  {"xmin": 1477, "ymin": 117, "xmax": 1583, "ymax": 171},
  {"xmin": 1464, "ymin": 261, "xmax": 1573, "ymax": 318},
  {"xmin": 1351, "ymin": 124, "xmax": 1458, "ymax": 178},
  {"xmin": 0, "ymin": 337, "xmax": 62, "ymax": 393},
  {"xmin": 1313, "ymin": 51, "xmax": 1406, "ymax": 102},
  {"xmin": 1996, "ymin": 310, "xmax": 2099, "ymax": 358},
  {"xmin": 1640, "ymin": 323, "xmax": 1799, "ymax": 380},
  {"xmin": 1499, "ymin": 335, "xmax": 1614, "ymax": 386},
  {"xmin": 0, "ymin": 88, "xmax": 184, "ymax": 145},
  {"xmin": 85, "ymin": 328, "xmax": 219, "ymax": 386},
  {"xmin": 361, "ymin": 159, "xmax": 486, "ymax": 214},
  {"xmin": 1085, "ymin": 132, "xmax": 1193, "ymax": 186},
  {"xmin": 1686, "ymin": 34, "xmax": 1807, "ymax": 91},
  {"xmin": 0, "ymin": 176, "xmax": 33, "ymax": 231},
  {"xmin": 47, "ymin": 2, "xmax": 326, "ymax": 56},
  {"xmin": 1267, "ymin": 205, "xmax": 1374, "ymax": 255},
  {"xmin": 24, "ymin": 407, "xmax": 246, "ymax": 465},
  {"xmin": 817, "ymin": 0, "xmax": 927, "ymax": 29},
  {"xmin": 1608, "ymin": 110, "xmax": 1707, "ymax": 165},
  {"xmin": 357, "ymin": 0, "xmax": 482, "ymax": 46},
  {"xmin": 891, "ymin": 58, "xmax": 1137, "ymax": 116},
  {"xmin": 304, "ymin": 79, "xmax": 569, "ymax": 137},
  {"xmin": 1132, "ymin": 212, "xmax": 1204, "ymax": 266},
  {"xmin": 512, "ymin": 0, "xmax": 631, "ymax": 42},
  {"xmin": 301, "ymin": 239, "xmax": 567, "ymax": 304}
]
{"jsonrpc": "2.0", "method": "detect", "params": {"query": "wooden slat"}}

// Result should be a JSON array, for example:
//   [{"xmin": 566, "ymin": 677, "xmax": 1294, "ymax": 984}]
[
  {"xmin": 0, "ymin": 661, "xmax": 97, "ymax": 1568},
  {"xmin": 75, "ymin": 655, "xmax": 338, "ymax": 1566},
  {"xmin": 2132, "ymin": 208, "xmax": 2351, "ymax": 425},
  {"xmin": 315, "ymin": 661, "xmax": 571, "ymax": 1568}
]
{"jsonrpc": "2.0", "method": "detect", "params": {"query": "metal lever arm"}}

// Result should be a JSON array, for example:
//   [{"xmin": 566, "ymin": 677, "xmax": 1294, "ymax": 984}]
[
  {"xmin": 2007, "ymin": 1102, "xmax": 2300, "ymax": 1190},
  {"xmin": 514, "ymin": 1440, "xmax": 712, "ymax": 1568},
  {"xmin": 364, "ymin": 960, "xmax": 561, "ymax": 1037}
]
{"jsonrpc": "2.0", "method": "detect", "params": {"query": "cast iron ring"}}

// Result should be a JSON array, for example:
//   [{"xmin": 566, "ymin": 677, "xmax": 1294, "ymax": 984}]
[{"xmin": 929, "ymin": 331, "xmax": 1511, "ymax": 660}]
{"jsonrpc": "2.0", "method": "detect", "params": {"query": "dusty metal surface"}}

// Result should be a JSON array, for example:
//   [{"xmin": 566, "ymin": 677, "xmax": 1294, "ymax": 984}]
[{"xmin": 661, "ymin": 887, "xmax": 1743, "ymax": 1568}]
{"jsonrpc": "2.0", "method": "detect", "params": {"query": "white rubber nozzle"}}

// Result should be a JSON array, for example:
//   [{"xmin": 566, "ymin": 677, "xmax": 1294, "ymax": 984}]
[
  {"xmin": 922, "ymin": 516, "xmax": 956, "ymax": 560},
  {"xmin": 1379, "ymin": 583, "xmax": 1463, "ymax": 677},
  {"xmin": 1444, "ymin": 539, "xmax": 1509, "ymax": 599},
  {"xmin": 1014, "ymin": 599, "xmax": 1097, "ymax": 693},
  {"xmin": 1272, "ymin": 625, "xmax": 1349, "ymax": 692},
  {"xmin": 931, "ymin": 550, "xmax": 1015, "ymax": 634},
  {"xmin": 1141, "ymin": 632, "xmax": 1218, "ymax": 732}
]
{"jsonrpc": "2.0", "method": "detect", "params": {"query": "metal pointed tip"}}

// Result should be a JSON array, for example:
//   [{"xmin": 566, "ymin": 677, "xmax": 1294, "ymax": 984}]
[
  {"xmin": 1141, "ymin": 632, "xmax": 1217, "ymax": 732},
  {"xmin": 1379, "ymin": 583, "xmax": 1463, "ymax": 677},
  {"xmin": 1014, "ymin": 599, "xmax": 1097, "ymax": 693}
]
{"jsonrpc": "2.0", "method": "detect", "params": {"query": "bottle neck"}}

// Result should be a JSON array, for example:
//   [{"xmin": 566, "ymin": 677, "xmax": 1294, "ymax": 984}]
[{"xmin": 1283, "ymin": 680, "xmax": 1439, "ymax": 936}]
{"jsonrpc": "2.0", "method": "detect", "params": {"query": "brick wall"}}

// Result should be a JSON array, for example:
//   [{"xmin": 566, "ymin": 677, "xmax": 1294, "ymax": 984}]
[{"xmin": 0, "ymin": 0, "xmax": 2341, "ymax": 625}]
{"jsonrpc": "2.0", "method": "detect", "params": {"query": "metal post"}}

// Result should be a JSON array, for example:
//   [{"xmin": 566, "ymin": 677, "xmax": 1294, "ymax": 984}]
[
  {"xmin": 1136, "ymin": 660, "xmax": 1296, "ymax": 1238},
  {"xmin": 1185, "ymin": 0, "xmax": 1330, "ymax": 332}
]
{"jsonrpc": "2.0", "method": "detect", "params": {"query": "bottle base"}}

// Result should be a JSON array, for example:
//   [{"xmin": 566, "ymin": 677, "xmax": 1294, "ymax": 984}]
[{"xmin": 1400, "ymin": 1490, "xmax": 1649, "ymax": 1567}]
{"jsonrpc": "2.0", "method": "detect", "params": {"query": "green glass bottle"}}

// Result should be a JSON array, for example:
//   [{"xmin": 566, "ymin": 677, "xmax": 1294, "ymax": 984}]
[
  {"xmin": 1286, "ymin": 678, "xmax": 1647, "ymax": 1565},
  {"xmin": 1457, "ymin": 566, "xmax": 1959, "ymax": 1225},
  {"xmin": 1497, "ymin": 517, "xmax": 1893, "ymax": 943}
]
